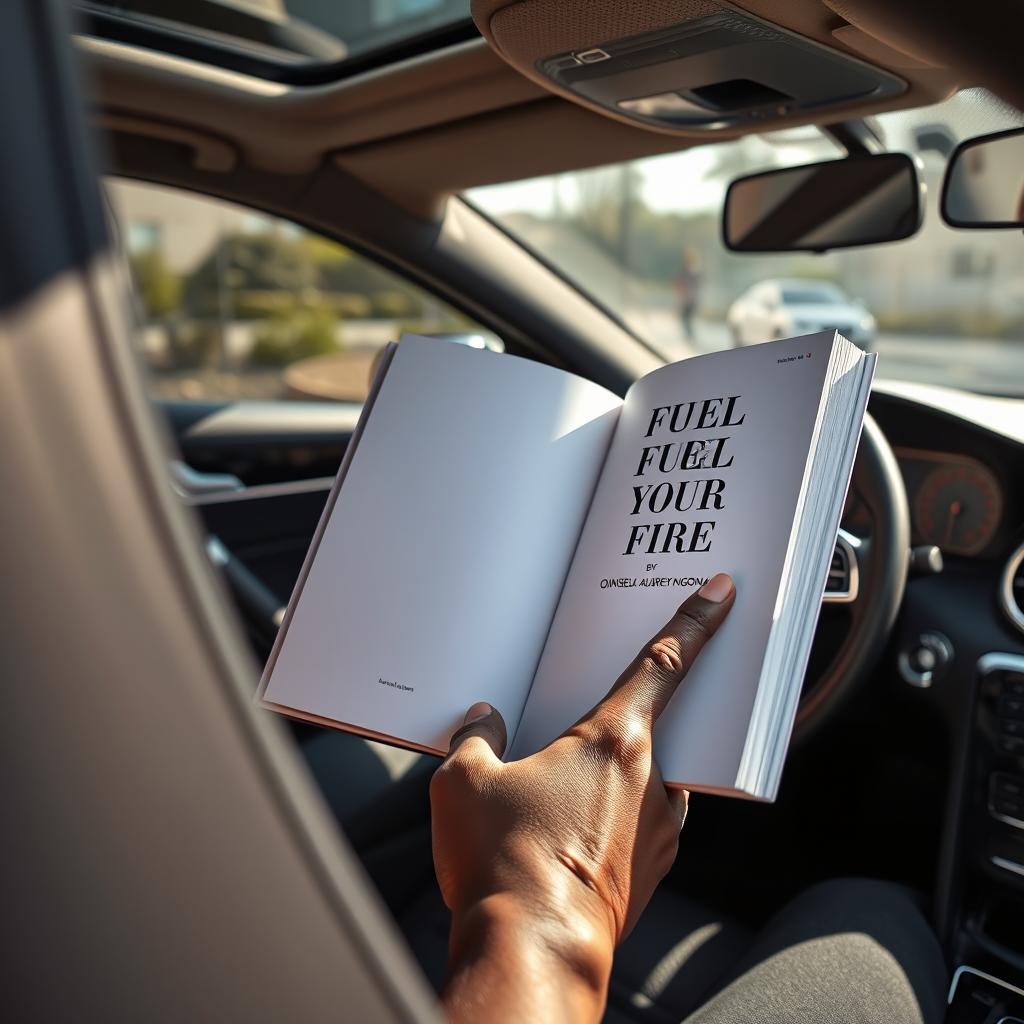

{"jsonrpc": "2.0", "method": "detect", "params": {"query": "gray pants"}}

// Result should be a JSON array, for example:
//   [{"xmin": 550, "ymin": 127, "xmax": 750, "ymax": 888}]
[
  {"xmin": 402, "ymin": 877, "xmax": 947, "ymax": 1024},
  {"xmin": 633, "ymin": 878, "xmax": 944, "ymax": 1023}
]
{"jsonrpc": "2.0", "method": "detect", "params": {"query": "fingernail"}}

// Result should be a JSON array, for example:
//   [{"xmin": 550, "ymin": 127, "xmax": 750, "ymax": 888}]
[
  {"xmin": 698, "ymin": 573, "xmax": 734, "ymax": 603},
  {"xmin": 464, "ymin": 701, "xmax": 492, "ymax": 724}
]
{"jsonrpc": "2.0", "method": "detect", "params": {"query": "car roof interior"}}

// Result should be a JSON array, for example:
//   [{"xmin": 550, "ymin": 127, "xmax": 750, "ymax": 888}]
[{"xmin": 81, "ymin": 0, "xmax": 1024, "ymax": 219}]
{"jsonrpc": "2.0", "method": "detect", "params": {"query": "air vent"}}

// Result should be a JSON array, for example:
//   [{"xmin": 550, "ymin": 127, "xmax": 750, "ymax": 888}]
[
  {"xmin": 823, "ymin": 530, "xmax": 859, "ymax": 604},
  {"xmin": 999, "ymin": 542, "xmax": 1024, "ymax": 634}
]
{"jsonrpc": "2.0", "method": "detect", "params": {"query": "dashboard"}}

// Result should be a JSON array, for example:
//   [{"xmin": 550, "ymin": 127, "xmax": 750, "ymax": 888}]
[
  {"xmin": 871, "ymin": 383, "xmax": 1024, "ymax": 569},
  {"xmin": 869, "ymin": 384, "xmax": 1024, "ymax": 961}
]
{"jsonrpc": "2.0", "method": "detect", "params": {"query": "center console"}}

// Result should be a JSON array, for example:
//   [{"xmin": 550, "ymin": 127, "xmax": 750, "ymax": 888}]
[
  {"xmin": 947, "ymin": 967, "xmax": 1024, "ymax": 1023},
  {"xmin": 948, "ymin": 653, "xmax": 1024, "ymax": 1021}
]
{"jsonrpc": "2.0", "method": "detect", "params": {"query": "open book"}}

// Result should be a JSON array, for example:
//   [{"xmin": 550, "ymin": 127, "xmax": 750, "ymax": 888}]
[{"xmin": 259, "ymin": 331, "xmax": 874, "ymax": 800}]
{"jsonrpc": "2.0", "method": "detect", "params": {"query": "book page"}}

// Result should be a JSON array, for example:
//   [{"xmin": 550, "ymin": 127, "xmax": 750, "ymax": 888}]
[
  {"xmin": 261, "ymin": 336, "xmax": 621, "ymax": 753},
  {"xmin": 511, "ymin": 334, "xmax": 837, "ymax": 790}
]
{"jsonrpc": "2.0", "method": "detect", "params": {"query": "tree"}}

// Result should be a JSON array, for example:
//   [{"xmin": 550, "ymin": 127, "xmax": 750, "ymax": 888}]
[
  {"xmin": 250, "ymin": 306, "xmax": 339, "ymax": 366},
  {"xmin": 303, "ymin": 234, "xmax": 426, "ymax": 317},
  {"xmin": 182, "ymin": 233, "xmax": 313, "ymax": 318},
  {"xmin": 130, "ymin": 247, "xmax": 181, "ymax": 320}
]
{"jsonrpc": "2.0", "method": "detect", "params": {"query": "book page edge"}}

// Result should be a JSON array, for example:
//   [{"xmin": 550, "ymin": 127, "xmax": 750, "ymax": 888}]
[
  {"xmin": 729, "ymin": 331, "xmax": 843, "ymax": 795},
  {"xmin": 259, "ymin": 699, "xmax": 446, "ymax": 757}
]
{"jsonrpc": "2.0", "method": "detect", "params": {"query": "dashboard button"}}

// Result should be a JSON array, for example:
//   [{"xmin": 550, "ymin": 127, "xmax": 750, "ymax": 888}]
[
  {"xmin": 999, "ymin": 735, "xmax": 1024, "ymax": 756},
  {"xmin": 992, "ymin": 795, "xmax": 1024, "ymax": 818},
  {"xmin": 999, "ymin": 695, "xmax": 1024, "ymax": 719},
  {"xmin": 1003, "ymin": 719, "xmax": 1024, "ymax": 737},
  {"xmin": 899, "ymin": 632, "xmax": 953, "ymax": 688},
  {"xmin": 1004, "ymin": 673, "xmax": 1024, "ymax": 697},
  {"xmin": 992, "ymin": 773, "xmax": 1024, "ymax": 798}
]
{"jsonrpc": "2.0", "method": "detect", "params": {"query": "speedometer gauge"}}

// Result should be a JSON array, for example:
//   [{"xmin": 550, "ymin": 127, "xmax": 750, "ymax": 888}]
[{"xmin": 914, "ymin": 461, "xmax": 1002, "ymax": 556}]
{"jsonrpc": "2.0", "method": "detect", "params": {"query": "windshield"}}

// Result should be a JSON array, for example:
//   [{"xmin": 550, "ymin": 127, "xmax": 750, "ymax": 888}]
[{"xmin": 467, "ymin": 89, "xmax": 1024, "ymax": 396}]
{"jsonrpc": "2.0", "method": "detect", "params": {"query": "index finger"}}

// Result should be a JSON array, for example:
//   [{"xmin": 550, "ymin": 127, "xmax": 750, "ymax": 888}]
[{"xmin": 598, "ymin": 573, "xmax": 735, "ymax": 727}]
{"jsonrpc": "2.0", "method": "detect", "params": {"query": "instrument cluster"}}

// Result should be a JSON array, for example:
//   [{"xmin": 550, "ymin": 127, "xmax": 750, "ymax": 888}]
[{"xmin": 897, "ymin": 448, "xmax": 1005, "ymax": 557}]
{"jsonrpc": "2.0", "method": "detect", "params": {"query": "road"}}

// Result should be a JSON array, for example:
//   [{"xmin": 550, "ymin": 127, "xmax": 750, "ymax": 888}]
[{"xmin": 634, "ymin": 309, "xmax": 1022, "ymax": 394}]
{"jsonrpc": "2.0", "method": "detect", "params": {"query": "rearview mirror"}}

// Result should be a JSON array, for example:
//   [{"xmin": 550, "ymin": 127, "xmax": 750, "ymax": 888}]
[
  {"xmin": 723, "ymin": 153, "xmax": 923, "ymax": 253},
  {"xmin": 941, "ymin": 126, "xmax": 1024, "ymax": 228}
]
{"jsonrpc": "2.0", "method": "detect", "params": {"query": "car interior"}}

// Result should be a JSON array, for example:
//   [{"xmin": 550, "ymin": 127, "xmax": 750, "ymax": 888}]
[{"xmin": 6, "ymin": 0, "xmax": 1024, "ymax": 1020}]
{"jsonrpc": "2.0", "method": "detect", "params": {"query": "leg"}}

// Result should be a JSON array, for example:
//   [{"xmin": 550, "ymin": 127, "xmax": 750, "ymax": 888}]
[
  {"xmin": 681, "ymin": 303, "xmax": 694, "ymax": 341},
  {"xmin": 684, "ymin": 878, "xmax": 948, "ymax": 1024}
]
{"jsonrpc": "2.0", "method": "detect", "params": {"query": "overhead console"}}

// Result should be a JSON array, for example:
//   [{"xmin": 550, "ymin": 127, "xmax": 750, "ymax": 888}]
[
  {"xmin": 536, "ymin": 12, "xmax": 905, "ymax": 131},
  {"xmin": 473, "ymin": 0, "xmax": 917, "ymax": 135}
]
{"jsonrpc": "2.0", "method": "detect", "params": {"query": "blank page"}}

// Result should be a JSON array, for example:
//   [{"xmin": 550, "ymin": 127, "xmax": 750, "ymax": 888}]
[{"xmin": 261, "ymin": 336, "xmax": 621, "ymax": 752}]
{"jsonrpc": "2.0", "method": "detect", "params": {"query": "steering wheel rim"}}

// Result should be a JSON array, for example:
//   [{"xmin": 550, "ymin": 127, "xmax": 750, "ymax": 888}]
[{"xmin": 793, "ymin": 413, "xmax": 910, "ymax": 740}]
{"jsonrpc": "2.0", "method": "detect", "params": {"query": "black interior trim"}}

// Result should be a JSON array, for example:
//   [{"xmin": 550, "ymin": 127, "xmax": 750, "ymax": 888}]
[{"xmin": 165, "ymin": 400, "xmax": 363, "ymax": 447}]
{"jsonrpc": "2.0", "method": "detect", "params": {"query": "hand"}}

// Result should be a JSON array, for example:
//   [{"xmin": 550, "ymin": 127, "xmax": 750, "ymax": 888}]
[{"xmin": 430, "ymin": 573, "xmax": 736, "ymax": 1023}]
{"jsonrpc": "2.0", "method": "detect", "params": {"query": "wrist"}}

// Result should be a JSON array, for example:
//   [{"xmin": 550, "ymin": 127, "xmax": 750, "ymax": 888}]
[{"xmin": 444, "ymin": 892, "xmax": 613, "ymax": 1023}]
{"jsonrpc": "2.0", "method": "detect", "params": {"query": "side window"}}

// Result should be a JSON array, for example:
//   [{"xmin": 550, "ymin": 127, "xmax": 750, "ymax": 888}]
[{"xmin": 106, "ymin": 178, "xmax": 495, "ymax": 403}]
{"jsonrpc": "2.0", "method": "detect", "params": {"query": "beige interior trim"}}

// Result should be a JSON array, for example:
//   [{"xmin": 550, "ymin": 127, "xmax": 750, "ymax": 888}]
[
  {"xmin": 95, "ymin": 111, "xmax": 238, "ymax": 171},
  {"xmin": 829, "ymin": 26, "xmax": 936, "ymax": 71},
  {"xmin": 822, "ymin": 0, "xmax": 948, "ymax": 68},
  {"xmin": 80, "ymin": 2, "xmax": 964, "ymax": 212},
  {"xmin": 81, "ymin": 35, "xmax": 544, "ymax": 175},
  {"xmin": 334, "ymin": 98, "xmax": 710, "ymax": 218},
  {"xmin": 78, "ymin": 36, "xmax": 290, "ymax": 97}
]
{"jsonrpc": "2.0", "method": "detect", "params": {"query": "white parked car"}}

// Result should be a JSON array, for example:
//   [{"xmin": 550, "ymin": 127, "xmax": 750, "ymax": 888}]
[{"xmin": 726, "ymin": 279, "xmax": 876, "ymax": 348}]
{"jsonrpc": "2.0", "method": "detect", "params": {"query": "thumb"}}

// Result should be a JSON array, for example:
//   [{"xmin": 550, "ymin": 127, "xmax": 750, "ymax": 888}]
[{"xmin": 444, "ymin": 701, "xmax": 508, "ymax": 763}]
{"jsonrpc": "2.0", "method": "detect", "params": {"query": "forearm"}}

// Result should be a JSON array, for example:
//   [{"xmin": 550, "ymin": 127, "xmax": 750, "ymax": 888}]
[{"xmin": 441, "ymin": 894, "xmax": 613, "ymax": 1024}]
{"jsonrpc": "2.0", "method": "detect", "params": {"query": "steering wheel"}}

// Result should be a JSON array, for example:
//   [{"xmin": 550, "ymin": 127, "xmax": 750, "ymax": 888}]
[{"xmin": 793, "ymin": 413, "xmax": 910, "ymax": 740}]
